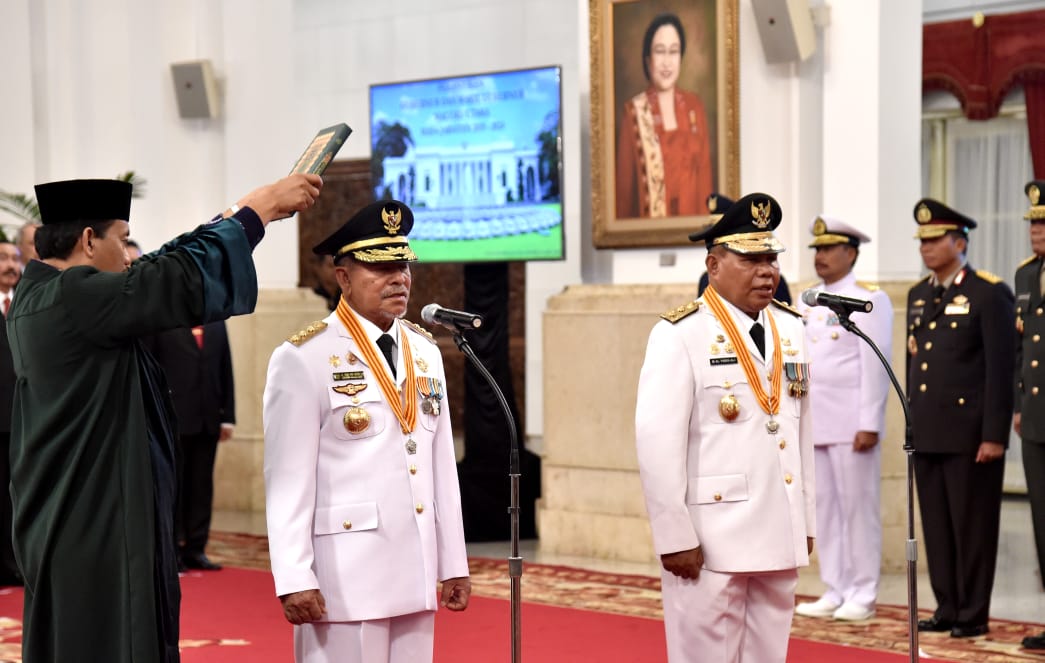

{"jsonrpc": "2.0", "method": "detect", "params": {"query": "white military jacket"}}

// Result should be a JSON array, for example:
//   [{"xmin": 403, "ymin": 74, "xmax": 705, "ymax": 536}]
[
  {"xmin": 635, "ymin": 298, "xmax": 816, "ymax": 573},
  {"xmin": 263, "ymin": 311, "xmax": 469, "ymax": 622},
  {"xmin": 796, "ymin": 273, "xmax": 893, "ymax": 445}
]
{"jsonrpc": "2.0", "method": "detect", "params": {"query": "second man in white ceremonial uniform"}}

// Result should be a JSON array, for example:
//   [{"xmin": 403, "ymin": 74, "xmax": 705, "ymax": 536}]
[{"xmin": 794, "ymin": 216, "xmax": 893, "ymax": 622}]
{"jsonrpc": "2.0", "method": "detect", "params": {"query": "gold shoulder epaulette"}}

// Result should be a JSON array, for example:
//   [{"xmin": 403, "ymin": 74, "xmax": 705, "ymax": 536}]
[
  {"xmin": 771, "ymin": 299, "xmax": 801, "ymax": 317},
  {"xmin": 1019, "ymin": 255, "xmax": 1038, "ymax": 269},
  {"xmin": 975, "ymin": 269, "xmax": 1004, "ymax": 285},
  {"xmin": 401, "ymin": 319, "xmax": 437, "ymax": 344},
  {"xmin": 856, "ymin": 281, "xmax": 881, "ymax": 292},
  {"xmin": 661, "ymin": 300, "xmax": 701, "ymax": 323},
  {"xmin": 287, "ymin": 320, "xmax": 327, "ymax": 346}
]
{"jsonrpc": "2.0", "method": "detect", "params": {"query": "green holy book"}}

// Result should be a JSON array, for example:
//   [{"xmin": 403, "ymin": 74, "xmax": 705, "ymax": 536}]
[{"xmin": 290, "ymin": 123, "xmax": 352, "ymax": 175}]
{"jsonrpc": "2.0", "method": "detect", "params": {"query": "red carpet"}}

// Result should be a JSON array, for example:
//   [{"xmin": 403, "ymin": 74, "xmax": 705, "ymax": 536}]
[{"xmin": 0, "ymin": 567, "xmax": 910, "ymax": 662}]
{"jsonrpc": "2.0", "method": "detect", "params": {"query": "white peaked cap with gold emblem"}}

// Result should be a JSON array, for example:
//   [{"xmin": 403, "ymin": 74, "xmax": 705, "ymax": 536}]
[{"xmin": 808, "ymin": 215, "xmax": 872, "ymax": 248}]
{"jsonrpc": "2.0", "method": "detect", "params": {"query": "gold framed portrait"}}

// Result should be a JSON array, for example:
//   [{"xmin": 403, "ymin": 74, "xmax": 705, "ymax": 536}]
[{"xmin": 590, "ymin": 0, "xmax": 739, "ymax": 248}]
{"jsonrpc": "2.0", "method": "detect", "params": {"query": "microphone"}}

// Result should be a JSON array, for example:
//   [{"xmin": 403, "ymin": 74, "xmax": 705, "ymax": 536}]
[
  {"xmin": 801, "ymin": 288, "xmax": 874, "ymax": 314},
  {"xmin": 421, "ymin": 303, "xmax": 483, "ymax": 331}
]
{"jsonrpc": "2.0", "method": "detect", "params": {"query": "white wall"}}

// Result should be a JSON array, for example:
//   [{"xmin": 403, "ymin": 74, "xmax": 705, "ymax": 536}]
[{"xmin": 0, "ymin": 0, "xmax": 933, "ymax": 438}]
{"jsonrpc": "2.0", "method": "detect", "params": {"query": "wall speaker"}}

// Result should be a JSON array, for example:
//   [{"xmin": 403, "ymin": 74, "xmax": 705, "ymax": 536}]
[
  {"xmin": 750, "ymin": 0, "xmax": 816, "ymax": 64},
  {"xmin": 170, "ymin": 59, "xmax": 220, "ymax": 119}
]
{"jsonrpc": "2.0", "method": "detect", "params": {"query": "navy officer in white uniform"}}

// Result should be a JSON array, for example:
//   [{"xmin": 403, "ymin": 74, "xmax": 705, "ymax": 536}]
[
  {"xmin": 263, "ymin": 200, "xmax": 471, "ymax": 663},
  {"xmin": 794, "ymin": 216, "xmax": 892, "ymax": 622},
  {"xmin": 636, "ymin": 193, "xmax": 815, "ymax": 663}
]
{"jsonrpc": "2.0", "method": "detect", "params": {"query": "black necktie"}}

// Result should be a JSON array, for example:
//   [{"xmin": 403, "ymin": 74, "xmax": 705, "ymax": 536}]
[
  {"xmin": 750, "ymin": 322, "xmax": 765, "ymax": 359},
  {"xmin": 376, "ymin": 334, "xmax": 397, "ymax": 378}
]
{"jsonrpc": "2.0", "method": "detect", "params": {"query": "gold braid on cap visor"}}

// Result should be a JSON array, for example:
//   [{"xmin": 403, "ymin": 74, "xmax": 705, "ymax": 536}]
[
  {"xmin": 1025, "ymin": 206, "xmax": 1045, "ymax": 221},
  {"xmin": 913, "ymin": 223, "xmax": 960, "ymax": 239},
  {"xmin": 336, "ymin": 235, "xmax": 418, "ymax": 262},
  {"xmin": 710, "ymin": 231, "xmax": 784, "ymax": 254},
  {"xmin": 809, "ymin": 233, "xmax": 857, "ymax": 247}
]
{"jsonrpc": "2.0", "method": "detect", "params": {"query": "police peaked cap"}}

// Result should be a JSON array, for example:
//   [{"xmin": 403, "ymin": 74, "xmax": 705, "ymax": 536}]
[{"xmin": 912, "ymin": 198, "xmax": 977, "ymax": 239}]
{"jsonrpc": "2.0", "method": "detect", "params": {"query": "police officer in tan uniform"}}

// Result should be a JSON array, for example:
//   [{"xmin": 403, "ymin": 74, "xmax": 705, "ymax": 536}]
[
  {"xmin": 636, "ymin": 193, "xmax": 815, "ymax": 663},
  {"xmin": 905, "ymin": 199, "xmax": 1015, "ymax": 639},
  {"xmin": 263, "ymin": 201, "xmax": 471, "ymax": 663}
]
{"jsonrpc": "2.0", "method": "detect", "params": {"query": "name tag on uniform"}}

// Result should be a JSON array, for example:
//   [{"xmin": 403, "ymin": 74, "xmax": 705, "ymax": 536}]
[
  {"xmin": 333, "ymin": 371, "xmax": 365, "ymax": 381},
  {"xmin": 710, "ymin": 357, "xmax": 738, "ymax": 366}
]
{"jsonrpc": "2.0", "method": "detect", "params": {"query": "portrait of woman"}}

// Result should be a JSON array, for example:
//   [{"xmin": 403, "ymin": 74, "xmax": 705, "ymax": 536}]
[{"xmin": 614, "ymin": 13, "xmax": 714, "ymax": 220}]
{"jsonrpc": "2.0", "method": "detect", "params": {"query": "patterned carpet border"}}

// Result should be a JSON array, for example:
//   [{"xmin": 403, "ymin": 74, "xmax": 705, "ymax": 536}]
[{"xmin": 209, "ymin": 531, "xmax": 1045, "ymax": 662}]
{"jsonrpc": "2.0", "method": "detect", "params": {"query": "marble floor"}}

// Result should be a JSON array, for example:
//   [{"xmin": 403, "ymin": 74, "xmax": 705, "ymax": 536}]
[{"xmin": 213, "ymin": 495, "xmax": 1045, "ymax": 626}]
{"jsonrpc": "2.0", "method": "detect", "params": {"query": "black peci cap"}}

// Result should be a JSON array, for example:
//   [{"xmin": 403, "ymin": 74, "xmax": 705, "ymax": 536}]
[
  {"xmin": 689, "ymin": 192, "xmax": 785, "ymax": 255},
  {"xmin": 313, "ymin": 200, "xmax": 418, "ymax": 263},
  {"xmin": 34, "ymin": 179, "xmax": 132, "ymax": 226},
  {"xmin": 1025, "ymin": 180, "xmax": 1045, "ymax": 221},
  {"xmin": 912, "ymin": 198, "xmax": 977, "ymax": 239}
]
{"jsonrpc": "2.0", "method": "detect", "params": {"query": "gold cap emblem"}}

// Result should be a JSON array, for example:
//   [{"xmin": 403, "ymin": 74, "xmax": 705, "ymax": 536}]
[
  {"xmin": 381, "ymin": 204, "xmax": 402, "ymax": 234},
  {"xmin": 1031, "ymin": 185, "xmax": 1041, "ymax": 206},
  {"xmin": 708, "ymin": 195, "xmax": 719, "ymax": 213},
  {"xmin": 812, "ymin": 217, "xmax": 827, "ymax": 236},
  {"xmin": 751, "ymin": 200, "xmax": 772, "ymax": 229},
  {"xmin": 916, "ymin": 203, "xmax": 933, "ymax": 224}
]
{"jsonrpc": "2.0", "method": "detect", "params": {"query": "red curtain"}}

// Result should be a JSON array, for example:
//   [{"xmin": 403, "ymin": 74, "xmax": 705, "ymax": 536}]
[{"xmin": 923, "ymin": 10, "xmax": 1045, "ymax": 176}]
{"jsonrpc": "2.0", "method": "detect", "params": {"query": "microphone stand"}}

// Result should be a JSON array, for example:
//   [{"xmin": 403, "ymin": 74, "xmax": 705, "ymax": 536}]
[
  {"xmin": 451, "ymin": 328, "xmax": 522, "ymax": 663},
  {"xmin": 836, "ymin": 310, "xmax": 919, "ymax": 663}
]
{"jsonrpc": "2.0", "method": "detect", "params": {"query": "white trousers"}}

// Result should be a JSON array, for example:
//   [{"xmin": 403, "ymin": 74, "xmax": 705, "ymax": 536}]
[
  {"xmin": 813, "ymin": 443, "xmax": 881, "ymax": 608},
  {"xmin": 661, "ymin": 566, "xmax": 798, "ymax": 663},
  {"xmin": 294, "ymin": 611, "xmax": 435, "ymax": 663}
]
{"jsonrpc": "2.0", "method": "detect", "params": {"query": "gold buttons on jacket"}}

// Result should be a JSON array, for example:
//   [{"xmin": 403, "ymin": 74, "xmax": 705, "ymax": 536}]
[
  {"xmin": 929, "ymin": 321, "xmax": 937, "ymax": 330},
  {"xmin": 342, "ymin": 521, "xmax": 352, "ymax": 530},
  {"xmin": 921, "ymin": 362, "xmax": 928, "ymax": 371},
  {"xmin": 784, "ymin": 474, "xmax": 793, "ymax": 485},
  {"xmin": 713, "ymin": 493, "xmax": 722, "ymax": 502},
  {"xmin": 958, "ymin": 398, "xmax": 965, "ymax": 405},
  {"xmin": 779, "ymin": 440, "xmax": 787, "ymax": 450},
  {"xmin": 920, "ymin": 384, "xmax": 927, "ymax": 392},
  {"xmin": 1035, "ymin": 387, "xmax": 1041, "ymax": 396},
  {"xmin": 416, "ymin": 503, "xmax": 425, "ymax": 514},
  {"xmin": 925, "ymin": 342, "xmax": 933, "ymax": 351},
  {"xmin": 1038, "ymin": 308, "xmax": 1043, "ymax": 316},
  {"xmin": 1035, "ymin": 335, "xmax": 1042, "ymax": 343},
  {"xmin": 830, "ymin": 332, "xmax": 839, "ymax": 340},
  {"xmin": 1034, "ymin": 360, "xmax": 1040, "ymax": 368},
  {"xmin": 409, "ymin": 464, "xmax": 418, "ymax": 475},
  {"xmin": 951, "ymin": 321, "xmax": 958, "ymax": 329}
]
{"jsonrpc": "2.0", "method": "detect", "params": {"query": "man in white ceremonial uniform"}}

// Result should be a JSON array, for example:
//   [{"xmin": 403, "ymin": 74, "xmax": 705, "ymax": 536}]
[
  {"xmin": 794, "ymin": 217, "xmax": 893, "ymax": 622},
  {"xmin": 636, "ymin": 193, "xmax": 816, "ymax": 663},
  {"xmin": 263, "ymin": 200, "xmax": 471, "ymax": 663}
]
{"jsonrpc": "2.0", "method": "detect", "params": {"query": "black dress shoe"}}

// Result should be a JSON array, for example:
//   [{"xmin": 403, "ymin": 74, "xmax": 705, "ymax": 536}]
[
  {"xmin": 182, "ymin": 553, "xmax": 222, "ymax": 571},
  {"xmin": 1023, "ymin": 632, "xmax": 1045, "ymax": 649},
  {"xmin": 950, "ymin": 624, "xmax": 989, "ymax": 638},
  {"xmin": 917, "ymin": 616, "xmax": 954, "ymax": 632}
]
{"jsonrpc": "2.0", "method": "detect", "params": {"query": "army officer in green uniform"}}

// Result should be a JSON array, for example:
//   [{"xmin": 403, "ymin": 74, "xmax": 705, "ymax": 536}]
[{"xmin": 8, "ymin": 174, "xmax": 321, "ymax": 663}]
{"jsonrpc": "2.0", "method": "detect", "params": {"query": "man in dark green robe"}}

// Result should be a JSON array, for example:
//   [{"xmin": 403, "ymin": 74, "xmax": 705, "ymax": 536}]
[{"xmin": 8, "ymin": 175, "xmax": 322, "ymax": 663}]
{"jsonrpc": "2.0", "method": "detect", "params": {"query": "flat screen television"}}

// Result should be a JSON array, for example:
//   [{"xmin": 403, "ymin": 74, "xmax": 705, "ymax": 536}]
[{"xmin": 369, "ymin": 65, "xmax": 564, "ymax": 263}]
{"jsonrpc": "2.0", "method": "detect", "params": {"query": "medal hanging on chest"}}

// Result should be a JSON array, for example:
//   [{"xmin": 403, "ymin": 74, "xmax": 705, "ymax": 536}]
[{"xmin": 703, "ymin": 286, "xmax": 783, "ymax": 435}]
